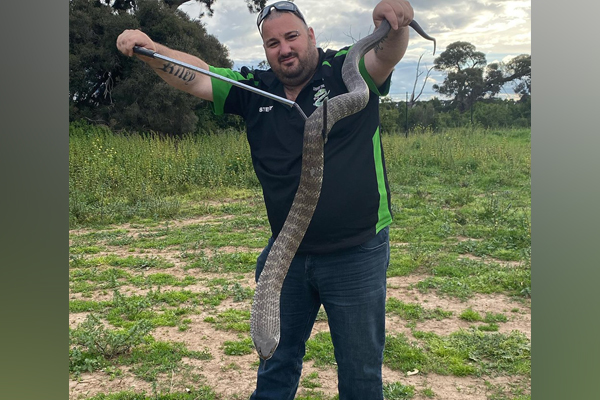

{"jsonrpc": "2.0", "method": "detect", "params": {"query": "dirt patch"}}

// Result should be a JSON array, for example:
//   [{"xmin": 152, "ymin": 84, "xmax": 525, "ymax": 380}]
[{"xmin": 69, "ymin": 222, "xmax": 531, "ymax": 400}]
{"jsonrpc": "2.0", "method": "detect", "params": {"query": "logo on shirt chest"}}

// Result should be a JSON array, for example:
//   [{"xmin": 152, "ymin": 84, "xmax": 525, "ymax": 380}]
[
  {"xmin": 313, "ymin": 84, "xmax": 330, "ymax": 107},
  {"xmin": 259, "ymin": 105, "xmax": 273, "ymax": 113}
]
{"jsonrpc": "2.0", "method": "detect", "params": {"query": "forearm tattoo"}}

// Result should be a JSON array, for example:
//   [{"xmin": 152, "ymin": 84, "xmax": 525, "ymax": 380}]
[
  {"xmin": 374, "ymin": 34, "xmax": 389, "ymax": 54},
  {"xmin": 157, "ymin": 62, "xmax": 196, "ymax": 84}
]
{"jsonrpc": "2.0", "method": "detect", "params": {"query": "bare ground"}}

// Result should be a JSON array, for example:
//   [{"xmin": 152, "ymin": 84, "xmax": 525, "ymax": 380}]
[{"xmin": 69, "ymin": 220, "xmax": 531, "ymax": 400}]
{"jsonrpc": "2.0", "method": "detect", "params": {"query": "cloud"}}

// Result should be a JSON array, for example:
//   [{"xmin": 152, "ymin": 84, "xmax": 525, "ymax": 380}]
[{"xmin": 177, "ymin": 0, "xmax": 530, "ymax": 99}]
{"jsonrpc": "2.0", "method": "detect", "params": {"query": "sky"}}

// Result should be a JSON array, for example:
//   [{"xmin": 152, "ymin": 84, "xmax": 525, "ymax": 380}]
[{"xmin": 178, "ymin": 0, "xmax": 531, "ymax": 101}]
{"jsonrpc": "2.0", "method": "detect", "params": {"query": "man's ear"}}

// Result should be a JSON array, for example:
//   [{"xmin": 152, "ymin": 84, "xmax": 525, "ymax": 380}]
[{"xmin": 308, "ymin": 27, "xmax": 316, "ymax": 46}]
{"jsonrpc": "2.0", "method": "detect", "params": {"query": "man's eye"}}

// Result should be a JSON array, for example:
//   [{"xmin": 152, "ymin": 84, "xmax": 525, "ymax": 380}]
[{"xmin": 267, "ymin": 42, "xmax": 278, "ymax": 48}]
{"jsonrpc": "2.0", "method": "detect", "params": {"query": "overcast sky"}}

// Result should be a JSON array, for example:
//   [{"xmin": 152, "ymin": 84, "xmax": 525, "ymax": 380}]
[{"xmin": 178, "ymin": 0, "xmax": 531, "ymax": 101}]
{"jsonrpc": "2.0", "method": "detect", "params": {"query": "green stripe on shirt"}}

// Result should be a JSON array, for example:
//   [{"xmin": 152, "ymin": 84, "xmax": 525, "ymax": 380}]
[{"xmin": 372, "ymin": 126, "xmax": 393, "ymax": 233}]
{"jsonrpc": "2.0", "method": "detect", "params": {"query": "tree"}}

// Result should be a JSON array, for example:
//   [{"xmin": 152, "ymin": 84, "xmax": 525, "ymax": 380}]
[
  {"xmin": 69, "ymin": 0, "xmax": 233, "ymax": 135},
  {"xmin": 433, "ymin": 41, "xmax": 531, "ymax": 112},
  {"xmin": 504, "ymin": 54, "xmax": 531, "ymax": 101},
  {"xmin": 432, "ymin": 41, "xmax": 487, "ymax": 113},
  {"xmin": 483, "ymin": 62, "xmax": 505, "ymax": 98},
  {"xmin": 409, "ymin": 53, "xmax": 433, "ymax": 108}
]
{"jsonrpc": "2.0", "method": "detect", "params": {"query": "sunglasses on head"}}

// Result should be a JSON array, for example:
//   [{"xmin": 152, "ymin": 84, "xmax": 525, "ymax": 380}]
[{"xmin": 256, "ymin": 1, "xmax": 306, "ymax": 30}]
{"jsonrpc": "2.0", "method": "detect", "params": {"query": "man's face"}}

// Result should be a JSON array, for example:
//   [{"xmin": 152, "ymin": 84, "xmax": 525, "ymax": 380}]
[{"xmin": 261, "ymin": 12, "xmax": 318, "ymax": 87}]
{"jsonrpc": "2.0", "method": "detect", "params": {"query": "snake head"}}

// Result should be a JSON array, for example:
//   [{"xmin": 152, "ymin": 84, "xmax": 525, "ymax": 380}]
[{"xmin": 253, "ymin": 335, "xmax": 279, "ymax": 360}]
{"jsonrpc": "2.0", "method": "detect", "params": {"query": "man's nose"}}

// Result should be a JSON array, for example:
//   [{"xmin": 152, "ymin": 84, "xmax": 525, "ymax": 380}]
[{"xmin": 279, "ymin": 41, "xmax": 292, "ymax": 55}]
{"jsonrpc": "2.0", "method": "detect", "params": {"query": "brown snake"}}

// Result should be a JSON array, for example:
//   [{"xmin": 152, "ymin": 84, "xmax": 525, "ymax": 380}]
[{"xmin": 250, "ymin": 18, "xmax": 436, "ymax": 360}]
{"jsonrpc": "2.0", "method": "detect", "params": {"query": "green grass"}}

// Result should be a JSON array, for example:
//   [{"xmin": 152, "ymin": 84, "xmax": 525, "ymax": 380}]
[
  {"xmin": 204, "ymin": 309, "xmax": 251, "ymax": 332},
  {"xmin": 82, "ymin": 388, "xmax": 219, "ymax": 400},
  {"xmin": 223, "ymin": 336, "xmax": 254, "ymax": 356},
  {"xmin": 301, "ymin": 372, "xmax": 322, "ymax": 389},
  {"xmin": 413, "ymin": 328, "xmax": 531, "ymax": 376},
  {"xmin": 69, "ymin": 126, "xmax": 530, "ymax": 398},
  {"xmin": 383, "ymin": 382, "xmax": 416, "ymax": 399},
  {"xmin": 386, "ymin": 298, "xmax": 453, "ymax": 321},
  {"xmin": 383, "ymin": 333, "xmax": 428, "ymax": 372},
  {"xmin": 304, "ymin": 332, "xmax": 337, "ymax": 367},
  {"xmin": 460, "ymin": 308, "xmax": 483, "ymax": 322},
  {"xmin": 415, "ymin": 258, "xmax": 531, "ymax": 300}
]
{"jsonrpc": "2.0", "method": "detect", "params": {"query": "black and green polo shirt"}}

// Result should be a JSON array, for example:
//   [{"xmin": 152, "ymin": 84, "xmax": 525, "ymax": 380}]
[{"xmin": 209, "ymin": 46, "xmax": 393, "ymax": 254}]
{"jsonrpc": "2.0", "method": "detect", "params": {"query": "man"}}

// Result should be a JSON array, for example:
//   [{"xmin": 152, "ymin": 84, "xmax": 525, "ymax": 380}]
[{"xmin": 117, "ymin": 1, "xmax": 414, "ymax": 399}]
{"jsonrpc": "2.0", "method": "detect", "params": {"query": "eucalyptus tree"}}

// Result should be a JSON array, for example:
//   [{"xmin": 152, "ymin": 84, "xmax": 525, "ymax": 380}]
[{"xmin": 432, "ymin": 41, "xmax": 487, "ymax": 113}]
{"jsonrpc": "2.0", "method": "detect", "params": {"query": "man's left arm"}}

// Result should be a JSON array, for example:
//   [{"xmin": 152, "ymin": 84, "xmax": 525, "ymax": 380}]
[{"xmin": 363, "ymin": 0, "xmax": 414, "ymax": 88}]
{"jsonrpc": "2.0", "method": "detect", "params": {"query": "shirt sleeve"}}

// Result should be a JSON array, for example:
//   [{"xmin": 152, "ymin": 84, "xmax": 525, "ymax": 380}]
[
  {"xmin": 209, "ymin": 66, "xmax": 258, "ymax": 116},
  {"xmin": 359, "ymin": 56, "xmax": 392, "ymax": 97},
  {"xmin": 329, "ymin": 46, "xmax": 392, "ymax": 97}
]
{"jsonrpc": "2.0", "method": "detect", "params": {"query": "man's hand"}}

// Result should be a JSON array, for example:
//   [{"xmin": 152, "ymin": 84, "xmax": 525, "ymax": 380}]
[
  {"xmin": 373, "ymin": 0, "xmax": 414, "ymax": 31},
  {"xmin": 116, "ymin": 29, "xmax": 214, "ymax": 101},
  {"xmin": 364, "ymin": 0, "xmax": 413, "ymax": 87},
  {"xmin": 116, "ymin": 29, "xmax": 157, "ymax": 58}
]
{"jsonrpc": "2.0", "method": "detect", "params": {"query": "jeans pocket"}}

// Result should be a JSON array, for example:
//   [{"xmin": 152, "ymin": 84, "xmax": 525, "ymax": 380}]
[{"xmin": 357, "ymin": 226, "xmax": 389, "ymax": 252}]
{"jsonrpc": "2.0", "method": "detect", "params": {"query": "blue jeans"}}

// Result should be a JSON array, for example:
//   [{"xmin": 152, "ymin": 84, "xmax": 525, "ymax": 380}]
[{"xmin": 249, "ymin": 227, "xmax": 390, "ymax": 400}]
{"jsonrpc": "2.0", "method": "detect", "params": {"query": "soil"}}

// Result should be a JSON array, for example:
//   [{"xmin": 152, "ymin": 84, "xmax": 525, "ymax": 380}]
[{"xmin": 69, "ymin": 222, "xmax": 531, "ymax": 400}]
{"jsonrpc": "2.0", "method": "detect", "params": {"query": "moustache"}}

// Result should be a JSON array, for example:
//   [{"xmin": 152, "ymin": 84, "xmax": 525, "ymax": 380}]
[{"xmin": 278, "ymin": 52, "xmax": 298, "ymax": 63}]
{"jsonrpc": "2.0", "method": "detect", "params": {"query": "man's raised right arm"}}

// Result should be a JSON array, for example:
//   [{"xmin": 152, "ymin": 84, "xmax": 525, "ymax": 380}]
[{"xmin": 116, "ymin": 29, "xmax": 214, "ymax": 102}]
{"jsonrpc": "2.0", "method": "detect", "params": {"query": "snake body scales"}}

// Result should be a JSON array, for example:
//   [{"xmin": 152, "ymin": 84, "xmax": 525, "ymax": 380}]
[{"xmin": 250, "ymin": 19, "xmax": 436, "ymax": 360}]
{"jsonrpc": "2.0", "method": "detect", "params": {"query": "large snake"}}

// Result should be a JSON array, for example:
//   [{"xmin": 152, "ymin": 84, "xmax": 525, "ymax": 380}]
[{"xmin": 250, "ymin": 19, "xmax": 436, "ymax": 360}]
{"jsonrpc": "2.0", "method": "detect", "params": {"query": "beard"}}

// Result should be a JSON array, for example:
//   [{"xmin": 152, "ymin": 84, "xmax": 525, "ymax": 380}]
[{"xmin": 271, "ymin": 46, "xmax": 319, "ymax": 87}]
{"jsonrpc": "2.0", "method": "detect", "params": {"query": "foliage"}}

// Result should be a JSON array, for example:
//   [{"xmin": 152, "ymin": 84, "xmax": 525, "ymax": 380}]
[
  {"xmin": 387, "ymin": 328, "xmax": 531, "ymax": 377},
  {"xmin": 304, "ymin": 332, "xmax": 337, "ymax": 367},
  {"xmin": 69, "ymin": 121, "xmax": 258, "ymax": 226},
  {"xmin": 69, "ymin": 0, "xmax": 233, "ymax": 135},
  {"xmin": 386, "ymin": 298, "xmax": 453, "ymax": 321},
  {"xmin": 432, "ymin": 41, "xmax": 531, "ymax": 113},
  {"xmin": 69, "ymin": 313, "xmax": 153, "ymax": 375},
  {"xmin": 83, "ymin": 388, "xmax": 218, "ymax": 400},
  {"xmin": 70, "ymin": 313, "xmax": 153, "ymax": 358},
  {"xmin": 432, "ymin": 41, "xmax": 487, "ymax": 112},
  {"xmin": 379, "ymin": 97, "xmax": 530, "ymax": 133},
  {"xmin": 505, "ymin": 54, "xmax": 531, "ymax": 99},
  {"xmin": 383, "ymin": 382, "xmax": 416, "ymax": 399},
  {"xmin": 223, "ymin": 337, "xmax": 255, "ymax": 355}
]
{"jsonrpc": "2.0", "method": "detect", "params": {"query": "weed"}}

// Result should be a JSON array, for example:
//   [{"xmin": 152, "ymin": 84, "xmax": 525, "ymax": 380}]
[
  {"xmin": 460, "ymin": 308, "xmax": 483, "ymax": 322},
  {"xmin": 418, "ymin": 328, "xmax": 530, "ymax": 376},
  {"xmin": 205, "ymin": 309, "xmax": 250, "ymax": 332},
  {"xmin": 484, "ymin": 312, "xmax": 508, "ymax": 323},
  {"xmin": 383, "ymin": 333, "xmax": 428, "ymax": 372},
  {"xmin": 81, "ymin": 387, "xmax": 219, "ymax": 399},
  {"xmin": 304, "ymin": 332, "xmax": 337, "ymax": 367},
  {"xmin": 124, "ymin": 340, "xmax": 211, "ymax": 381},
  {"xmin": 383, "ymin": 382, "xmax": 415, "ymax": 399},
  {"xmin": 478, "ymin": 323, "xmax": 499, "ymax": 331},
  {"xmin": 301, "ymin": 372, "xmax": 321, "ymax": 389},
  {"xmin": 386, "ymin": 298, "xmax": 453, "ymax": 321},
  {"xmin": 418, "ymin": 258, "xmax": 531, "ymax": 299},
  {"xmin": 223, "ymin": 337, "xmax": 254, "ymax": 356},
  {"xmin": 69, "ymin": 314, "xmax": 153, "ymax": 376},
  {"xmin": 295, "ymin": 391, "xmax": 335, "ymax": 400},
  {"xmin": 484, "ymin": 379, "xmax": 531, "ymax": 400}
]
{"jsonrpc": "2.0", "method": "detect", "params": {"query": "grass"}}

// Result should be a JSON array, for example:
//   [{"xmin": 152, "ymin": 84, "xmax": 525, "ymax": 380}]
[
  {"xmin": 383, "ymin": 382, "xmax": 416, "ymax": 399},
  {"xmin": 386, "ymin": 298, "xmax": 453, "ymax": 321},
  {"xmin": 204, "ymin": 309, "xmax": 251, "ymax": 332},
  {"xmin": 69, "ymin": 125, "xmax": 530, "ymax": 399},
  {"xmin": 82, "ymin": 388, "xmax": 219, "ymax": 400},
  {"xmin": 223, "ymin": 336, "xmax": 255, "ymax": 356}
]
